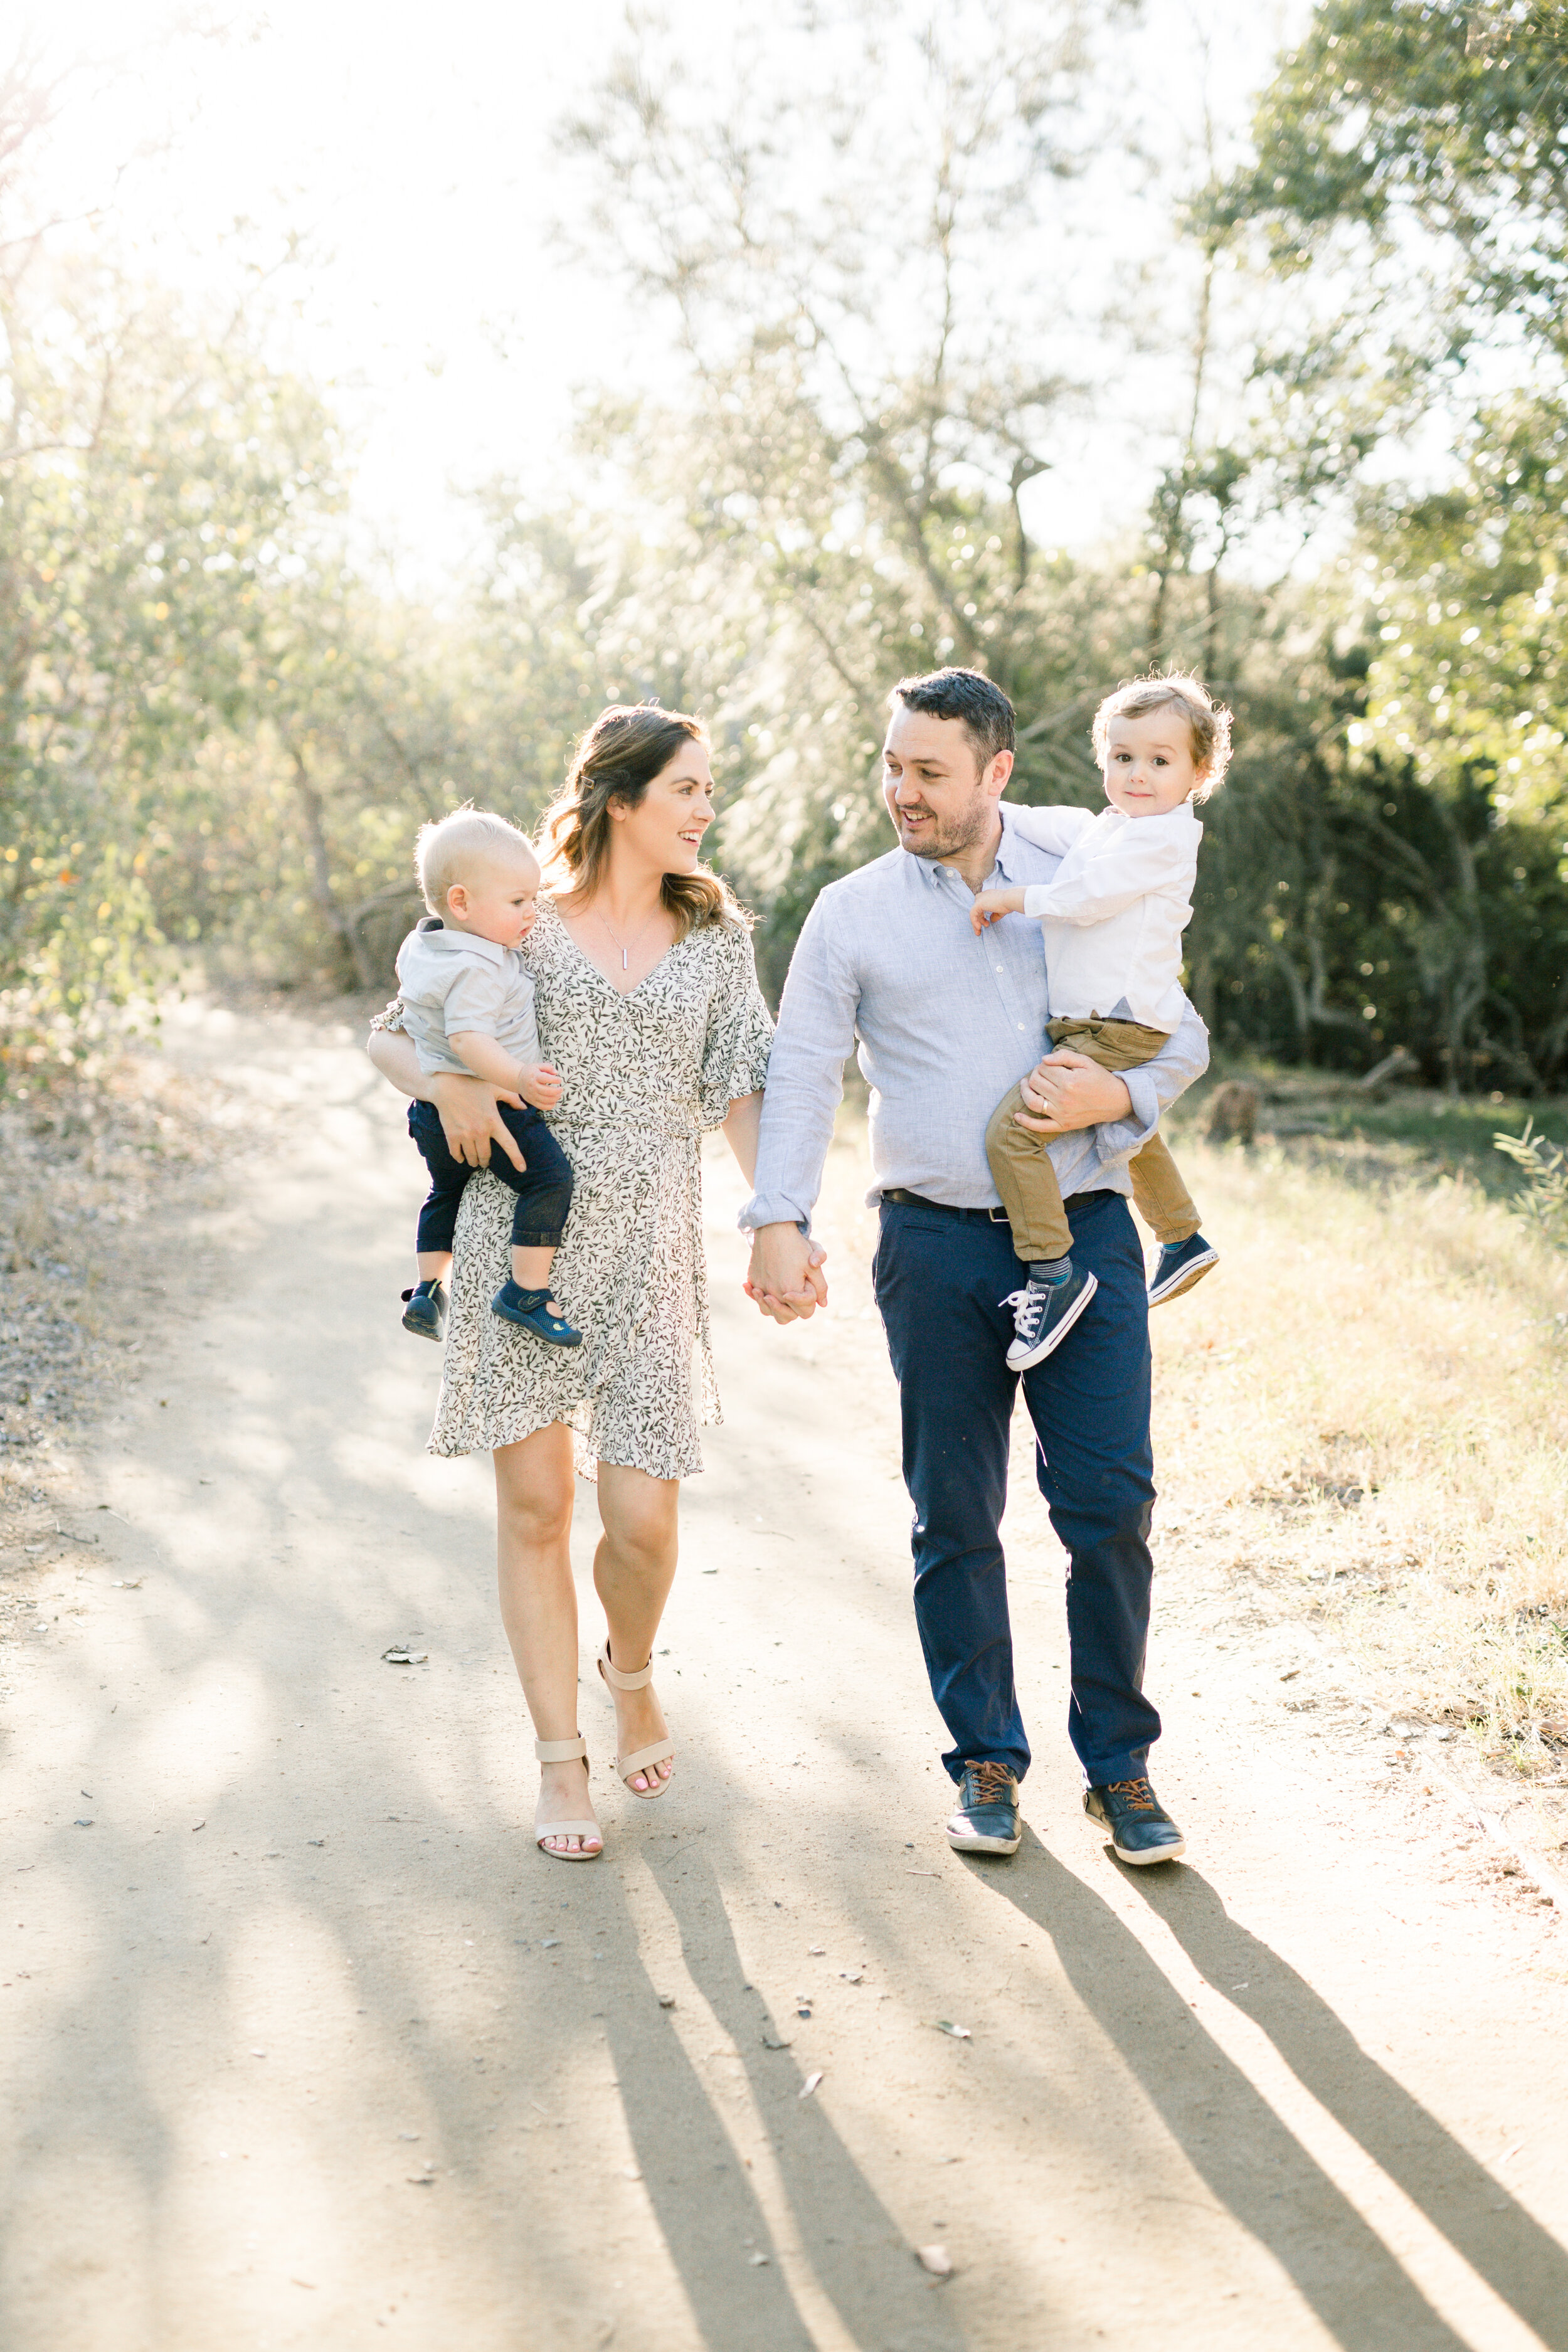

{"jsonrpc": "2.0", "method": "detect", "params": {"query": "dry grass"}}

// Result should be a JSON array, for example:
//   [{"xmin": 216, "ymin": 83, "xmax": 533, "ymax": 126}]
[
  {"xmin": 1152, "ymin": 1130, "xmax": 1568, "ymax": 1774},
  {"xmin": 0, "ymin": 1041, "xmax": 241, "ymax": 1512}
]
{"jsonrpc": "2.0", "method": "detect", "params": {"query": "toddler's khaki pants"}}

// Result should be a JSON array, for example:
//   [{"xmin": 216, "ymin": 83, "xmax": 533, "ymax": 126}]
[{"xmin": 984, "ymin": 1015, "xmax": 1200, "ymax": 1264}]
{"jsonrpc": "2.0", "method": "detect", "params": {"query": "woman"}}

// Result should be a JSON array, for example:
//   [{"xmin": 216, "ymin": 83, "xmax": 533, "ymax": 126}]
[{"xmin": 368, "ymin": 707, "xmax": 773, "ymax": 1859}]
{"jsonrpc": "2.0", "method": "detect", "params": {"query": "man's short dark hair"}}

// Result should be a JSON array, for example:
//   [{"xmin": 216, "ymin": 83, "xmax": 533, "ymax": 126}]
[{"xmin": 889, "ymin": 667, "xmax": 1016, "ymax": 768}]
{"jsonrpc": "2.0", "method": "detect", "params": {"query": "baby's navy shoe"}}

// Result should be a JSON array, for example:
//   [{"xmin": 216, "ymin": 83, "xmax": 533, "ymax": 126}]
[
  {"xmin": 1148, "ymin": 1233, "xmax": 1219, "ymax": 1308},
  {"xmin": 401, "ymin": 1279, "xmax": 447, "ymax": 1341},
  {"xmin": 492, "ymin": 1281, "xmax": 583, "ymax": 1347}
]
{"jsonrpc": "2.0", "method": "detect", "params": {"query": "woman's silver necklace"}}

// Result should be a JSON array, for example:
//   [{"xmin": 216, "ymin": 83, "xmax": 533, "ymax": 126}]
[{"xmin": 595, "ymin": 903, "xmax": 659, "ymax": 973}]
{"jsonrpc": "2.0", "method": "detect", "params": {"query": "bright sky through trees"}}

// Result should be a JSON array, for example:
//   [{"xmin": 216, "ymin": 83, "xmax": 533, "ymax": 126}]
[{"xmin": 27, "ymin": 0, "xmax": 1300, "ymax": 582}]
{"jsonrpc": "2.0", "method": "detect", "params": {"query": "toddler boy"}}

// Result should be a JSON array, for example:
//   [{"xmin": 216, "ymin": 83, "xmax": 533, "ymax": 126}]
[
  {"xmin": 972, "ymin": 674, "xmax": 1227, "ymax": 1370},
  {"xmin": 395, "ymin": 807, "xmax": 581, "ymax": 1348}
]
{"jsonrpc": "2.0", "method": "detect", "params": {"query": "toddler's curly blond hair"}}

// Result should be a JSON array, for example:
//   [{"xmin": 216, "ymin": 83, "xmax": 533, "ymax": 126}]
[{"xmin": 1091, "ymin": 673, "xmax": 1232, "ymax": 800}]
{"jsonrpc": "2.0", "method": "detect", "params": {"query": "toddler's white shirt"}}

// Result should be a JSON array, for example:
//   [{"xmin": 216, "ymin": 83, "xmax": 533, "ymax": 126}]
[
  {"xmin": 395, "ymin": 917, "xmax": 541, "ymax": 1076},
  {"xmin": 1006, "ymin": 798, "xmax": 1200, "ymax": 1034}
]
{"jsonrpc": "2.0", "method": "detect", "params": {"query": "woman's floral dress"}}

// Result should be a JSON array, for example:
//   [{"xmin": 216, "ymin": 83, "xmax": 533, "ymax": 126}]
[{"xmin": 402, "ymin": 899, "xmax": 772, "ymax": 1481}]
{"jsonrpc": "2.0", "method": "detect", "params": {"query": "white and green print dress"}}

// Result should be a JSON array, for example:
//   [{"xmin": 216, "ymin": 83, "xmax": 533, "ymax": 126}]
[{"xmin": 395, "ymin": 898, "xmax": 773, "ymax": 1481}]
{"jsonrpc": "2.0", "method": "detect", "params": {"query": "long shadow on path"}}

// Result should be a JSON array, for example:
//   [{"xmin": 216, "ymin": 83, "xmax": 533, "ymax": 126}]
[
  {"xmin": 642, "ymin": 1844, "xmax": 970, "ymax": 2352},
  {"xmin": 968, "ymin": 1835, "xmax": 1474, "ymax": 2352},
  {"xmin": 1123, "ymin": 1862, "xmax": 1568, "ymax": 2352}
]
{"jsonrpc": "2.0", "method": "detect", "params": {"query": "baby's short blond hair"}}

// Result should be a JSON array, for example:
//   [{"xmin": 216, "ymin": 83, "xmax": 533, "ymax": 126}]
[
  {"xmin": 414, "ymin": 807, "xmax": 538, "ymax": 914},
  {"xmin": 1091, "ymin": 673, "xmax": 1232, "ymax": 800}
]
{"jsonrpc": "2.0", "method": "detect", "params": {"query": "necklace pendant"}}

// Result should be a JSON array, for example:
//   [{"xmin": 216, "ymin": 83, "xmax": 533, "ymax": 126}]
[{"xmin": 622, "ymin": 948, "xmax": 629, "ymax": 971}]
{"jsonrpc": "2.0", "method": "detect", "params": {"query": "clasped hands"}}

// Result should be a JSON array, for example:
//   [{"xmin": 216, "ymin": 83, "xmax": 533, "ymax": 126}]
[{"xmin": 744, "ymin": 1047, "xmax": 1133, "ymax": 1325}]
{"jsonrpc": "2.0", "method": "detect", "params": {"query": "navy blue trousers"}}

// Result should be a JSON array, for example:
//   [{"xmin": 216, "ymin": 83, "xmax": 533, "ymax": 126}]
[
  {"xmin": 408, "ymin": 1098, "xmax": 573, "ymax": 1256},
  {"xmin": 873, "ymin": 1189, "xmax": 1160, "ymax": 1789}
]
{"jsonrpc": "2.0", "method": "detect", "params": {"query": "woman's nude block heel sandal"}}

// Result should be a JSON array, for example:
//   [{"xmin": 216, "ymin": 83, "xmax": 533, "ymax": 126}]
[
  {"xmin": 597, "ymin": 1641, "xmax": 675, "ymax": 1798},
  {"xmin": 534, "ymin": 1735, "xmax": 602, "ymax": 1860}
]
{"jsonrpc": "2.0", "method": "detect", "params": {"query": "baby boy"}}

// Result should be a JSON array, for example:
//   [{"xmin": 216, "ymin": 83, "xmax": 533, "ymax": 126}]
[{"xmin": 394, "ymin": 808, "xmax": 581, "ymax": 1348}]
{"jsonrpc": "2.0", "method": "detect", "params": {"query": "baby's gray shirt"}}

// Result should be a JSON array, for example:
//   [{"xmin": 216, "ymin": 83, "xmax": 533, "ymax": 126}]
[{"xmin": 394, "ymin": 917, "xmax": 541, "ymax": 1077}]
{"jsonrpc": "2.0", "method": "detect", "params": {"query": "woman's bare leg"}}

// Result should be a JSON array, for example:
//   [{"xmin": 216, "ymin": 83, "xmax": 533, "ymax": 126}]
[
  {"xmin": 494, "ymin": 1422, "xmax": 599, "ymax": 1856},
  {"xmin": 594, "ymin": 1461, "xmax": 679, "ymax": 1793}
]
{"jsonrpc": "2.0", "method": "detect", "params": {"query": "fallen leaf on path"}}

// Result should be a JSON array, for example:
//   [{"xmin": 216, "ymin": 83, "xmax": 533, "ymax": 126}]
[
  {"xmin": 381, "ymin": 1647, "xmax": 428, "ymax": 1665},
  {"xmin": 748, "ymin": 2252, "xmax": 770, "ymax": 2266},
  {"xmin": 541, "ymin": 1937, "xmax": 561, "ymax": 1948},
  {"xmin": 761, "ymin": 2032, "xmax": 792, "ymax": 2050},
  {"xmin": 73, "ymin": 1818, "xmax": 93, "ymax": 1828},
  {"xmin": 808, "ymin": 1944, "xmax": 825, "ymax": 1955},
  {"xmin": 192, "ymin": 1821, "xmax": 206, "ymax": 1833},
  {"xmin": 799, "ymin": 2071, "xmax": 824, "ymax": 2099},
  {"xmin": 917, "ymin": 2245, "xmax": 953, "ymax": 2278},
  {"xmin": 931, "ymin": 2020, "xmax": 971, "ymax": 2039},
  {"xmin": 657, "ymin": 1993, "xmax": 676, "ymax": 2008},
  {"xmin": 905, "ymin": 1869, "xmax": 937, "ymax": 1877},
  {"xmin": 112, "ymin": 1579, "xmax": 143, "ymax": 1590}
]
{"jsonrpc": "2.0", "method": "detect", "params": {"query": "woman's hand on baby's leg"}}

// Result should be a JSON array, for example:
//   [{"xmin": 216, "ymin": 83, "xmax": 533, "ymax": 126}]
[{"xmin": 428, "ymin": 1073, "xmax": 527, "ymax": 1169}]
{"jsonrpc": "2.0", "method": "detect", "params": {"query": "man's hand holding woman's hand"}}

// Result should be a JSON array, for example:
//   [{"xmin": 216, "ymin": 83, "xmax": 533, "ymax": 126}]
[
  {"xmin": 744, "ymin": 1222, "xmax": 829, "ymax": 1323},
  {"xmin": 1014, "ymin": 1048, "xmax": 1132, "ymax": 1138}
]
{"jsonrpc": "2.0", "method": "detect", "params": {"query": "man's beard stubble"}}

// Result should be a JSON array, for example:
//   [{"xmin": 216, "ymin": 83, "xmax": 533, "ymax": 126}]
[{"xmin": 895, "ymin": 797, "xmax": 995, "ymax": 862}]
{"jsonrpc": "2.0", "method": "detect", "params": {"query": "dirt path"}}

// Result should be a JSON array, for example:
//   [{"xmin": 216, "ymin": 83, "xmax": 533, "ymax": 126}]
[{"xmin": 2, "ymin": 1005, "xmax": 1566, "ymax": 2352}]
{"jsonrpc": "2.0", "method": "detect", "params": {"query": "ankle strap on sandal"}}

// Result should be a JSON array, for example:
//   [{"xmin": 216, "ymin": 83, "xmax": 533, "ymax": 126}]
[
  {"xmin": 535, "ymin": 1735, "xmax": 587, "ymax": 1763},
  {"xmin": 599, "ymin": 1639, "xmax": 654, "ymax": 1691}
]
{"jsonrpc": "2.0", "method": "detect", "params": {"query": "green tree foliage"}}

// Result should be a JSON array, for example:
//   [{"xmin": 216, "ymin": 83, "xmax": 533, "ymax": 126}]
[
  {"xmin": 1234, "ymin": 0, "xmax": 1568, "ymax": 363},
  {"xmin": 1215, "ymin": 0, "xmax": 1568, "ymax": 1087}
]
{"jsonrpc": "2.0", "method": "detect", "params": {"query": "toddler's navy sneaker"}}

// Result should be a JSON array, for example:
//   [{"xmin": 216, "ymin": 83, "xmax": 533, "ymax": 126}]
[
  {"xmin": 1001, "ymin": 1265, "xmax": 1097, "ymax": 1370},
  {"xmin": 1148, "ymin": 1233, "xmax": 1219, "ymax": 1308},
  {"xmin": 492, "ymin": 1281, "xmax": 583, "ymax": 1347},
  {"xmin": 401, "ymin": 1279, "xmax": 447, "ymax": 1341}
]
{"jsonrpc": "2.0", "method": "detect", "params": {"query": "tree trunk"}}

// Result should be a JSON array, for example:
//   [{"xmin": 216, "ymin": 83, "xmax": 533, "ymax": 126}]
[{"xmin": 289, "ymin": 744, "xmax": 373, "ymax": 988}]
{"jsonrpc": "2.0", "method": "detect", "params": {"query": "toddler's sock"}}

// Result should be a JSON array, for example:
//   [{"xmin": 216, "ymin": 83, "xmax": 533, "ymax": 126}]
[{"xmin": 1029, "ymin": 1257, "xmax": 1073, "ymax": 1286}]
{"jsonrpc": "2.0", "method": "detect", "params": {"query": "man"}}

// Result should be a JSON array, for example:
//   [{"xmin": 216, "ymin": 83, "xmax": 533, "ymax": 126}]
[{"xmin": 742, "ymin": 667, "xmax": 1207, "ymax": 1863}]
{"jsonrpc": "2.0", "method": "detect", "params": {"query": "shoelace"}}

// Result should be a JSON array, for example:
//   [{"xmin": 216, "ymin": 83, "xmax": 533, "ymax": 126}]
[
  {"xmin": 964, "ymin": 1759, "xmax": 1015, "ymax": 1804},
  {"xmin": 1000, "ymin": 1285, "xmax": 1048, "ymax": 1338},
  {"xmin": 1106, "ymin": 1777, "xmax": 1157, "ymax": 1813}
]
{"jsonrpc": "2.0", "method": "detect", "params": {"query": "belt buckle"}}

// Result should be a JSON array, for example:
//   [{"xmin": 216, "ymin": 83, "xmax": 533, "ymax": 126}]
[{"xmin": 988, "ymin": 1205, "xmax": 1010, "ymax": 1225}]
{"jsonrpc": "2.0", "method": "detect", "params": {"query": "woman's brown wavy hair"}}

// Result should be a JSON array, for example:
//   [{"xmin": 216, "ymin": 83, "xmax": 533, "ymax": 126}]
[{"xmin": 535, "ymin": 704, "xmax": 748, "ymax": 940}]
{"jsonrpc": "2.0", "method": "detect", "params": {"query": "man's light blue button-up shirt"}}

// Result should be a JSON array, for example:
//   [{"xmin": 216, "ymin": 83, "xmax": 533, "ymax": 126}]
[{"xmin": 739, "ymin": 803, "xmax": 1209, "ymax": 1231}]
